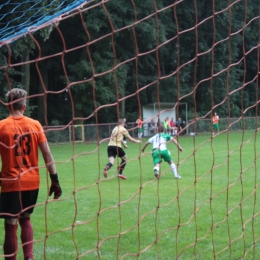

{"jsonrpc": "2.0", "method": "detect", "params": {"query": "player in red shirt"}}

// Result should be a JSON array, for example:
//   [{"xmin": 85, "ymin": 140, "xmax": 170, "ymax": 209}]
[
  {"xmin": 136, "ymin": 116, "xmax": 143, "ymax": 139},
  {"xmin": 212, "ymin": 112, "xmax": 219, "ymax": 135},
  {"xmin": 0, "ymin": 88, "xmax": 62, "ymax": 260},
  {"xmin": 169, "ymin": 118, "xmax": 177, "ymax": 135}
]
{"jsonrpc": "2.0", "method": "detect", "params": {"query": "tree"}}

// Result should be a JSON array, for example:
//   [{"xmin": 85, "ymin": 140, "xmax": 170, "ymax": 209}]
[{"xmin": 1, "ymin": 0, "xmax": 259, "ymax": 125}]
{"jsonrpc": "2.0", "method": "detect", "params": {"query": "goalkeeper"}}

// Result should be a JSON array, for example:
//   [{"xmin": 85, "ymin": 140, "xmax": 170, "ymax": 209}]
[
  {"xmin": 0, "ymin": 88, "xmax": 62, "ymax": 260},
  {"xmin": 141, "ymin": 125, "xmax": 183, "ymax": 179},
  {"xmin": 104, "ymin": 118, "xmax": 141, "ymax": 180}
]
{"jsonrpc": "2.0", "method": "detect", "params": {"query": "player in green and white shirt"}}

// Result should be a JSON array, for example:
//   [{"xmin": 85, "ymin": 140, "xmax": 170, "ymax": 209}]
[{"xmin": 141, "ymin": 125, "xmax": 183, "ymax": 179}]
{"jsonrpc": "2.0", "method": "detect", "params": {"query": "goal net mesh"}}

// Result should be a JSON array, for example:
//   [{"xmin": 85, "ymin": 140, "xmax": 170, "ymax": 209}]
[{"xmin": 0, "ymin": 0, "xmax": 260, "ymax": 259}]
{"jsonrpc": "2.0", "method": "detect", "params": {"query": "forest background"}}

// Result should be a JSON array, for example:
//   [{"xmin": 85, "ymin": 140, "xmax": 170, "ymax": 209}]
[{"xmin": 0, "ymin": 0, "xmax": 259, "ymax": 126}]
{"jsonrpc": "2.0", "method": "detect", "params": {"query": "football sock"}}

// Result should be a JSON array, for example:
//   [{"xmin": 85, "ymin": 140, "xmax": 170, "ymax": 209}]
[
  {"xmin": 105, "ymin": 162, "xmax": 113, "ymax": 170},
  {"xmin": 138, "ymin": 133, "xmax": 143, "ymax": 138},
  {"xmin": 153, "ymin": 166, "xmax": 159, "ymax": 173},
  {"xmin": 170, "ymin": 163, "xmax": 178, "ymax": 177},
  {"xmin": 4, "ymin": 223, "xmax": 18, "ymax": 260},
  {"xmin": 19, "ymin": 218, "xmax": 34, "ymax": 260},
  {"xmin": 118, "ymin": 159, "xmax": 126, "ymax": 174}
]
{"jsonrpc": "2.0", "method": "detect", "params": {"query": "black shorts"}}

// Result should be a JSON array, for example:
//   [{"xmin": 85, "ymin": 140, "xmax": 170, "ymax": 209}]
[
  {"xmin": 107, "ymin": 146, "xmax": 125, "ymax": 158},
  {"xmin": 0, "ymin": 189, "xmax": 39, "ymax": 219}
]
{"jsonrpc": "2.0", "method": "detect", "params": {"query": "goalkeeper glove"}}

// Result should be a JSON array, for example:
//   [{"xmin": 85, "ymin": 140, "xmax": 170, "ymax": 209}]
[{"xmin": 49, "ymin": 173, "xmax": 62, "ymax": 199}]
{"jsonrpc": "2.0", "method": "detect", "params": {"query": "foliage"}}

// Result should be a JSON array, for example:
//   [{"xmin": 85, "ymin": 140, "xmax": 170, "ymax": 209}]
[{"xmin": 0, "ymin": 0, "xmax": 259, "ymax": 125}]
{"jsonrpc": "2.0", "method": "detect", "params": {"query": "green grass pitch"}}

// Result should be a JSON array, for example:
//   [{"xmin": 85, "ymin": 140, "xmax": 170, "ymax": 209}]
[{"xmin": 1, "ymin": 131, "xmax": 260, "ymax": 259}]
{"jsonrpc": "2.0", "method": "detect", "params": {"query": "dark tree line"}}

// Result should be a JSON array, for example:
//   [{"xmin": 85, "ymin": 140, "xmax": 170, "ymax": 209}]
[{"xmin": 0, "ymin": 0, "xmax": 259, "ymax": 125}]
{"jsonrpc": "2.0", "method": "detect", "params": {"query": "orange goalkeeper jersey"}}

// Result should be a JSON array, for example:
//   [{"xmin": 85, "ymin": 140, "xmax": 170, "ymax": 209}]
[{"xmin": 0, "ymin": 116, "xmax": 47, "ymax": 192}]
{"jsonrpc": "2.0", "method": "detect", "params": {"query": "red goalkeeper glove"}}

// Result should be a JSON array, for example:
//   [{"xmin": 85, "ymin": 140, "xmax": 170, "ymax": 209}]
[{"xmin": 49, "ymin": 173, "xmax": 62, "ymax": 199}]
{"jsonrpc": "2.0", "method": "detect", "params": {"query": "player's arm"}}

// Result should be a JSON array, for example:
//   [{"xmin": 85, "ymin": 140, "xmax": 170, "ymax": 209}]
[
  {"xmin": 171, "ymin": 137, "xmax": 183, "ymax": 152},
  {"xmin": 127, "ymin": 135, "xmax": 141, "ymax": 144},
  {"xmin": 39, "ymin": 142, "xmax": 62, "ymax": 199},
  {"xmin": 141, "ymin": 142, "xmax": 150, "ymax": 152},
  {"xmin": 39, "ymin": 142, "xmax": 56, "ymax": 174}
]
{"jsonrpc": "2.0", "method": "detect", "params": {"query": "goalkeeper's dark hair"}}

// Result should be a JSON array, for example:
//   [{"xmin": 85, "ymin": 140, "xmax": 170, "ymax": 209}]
[{"xmin": 6, "ymin": 88, "xmax": 27, "ymax": 110}]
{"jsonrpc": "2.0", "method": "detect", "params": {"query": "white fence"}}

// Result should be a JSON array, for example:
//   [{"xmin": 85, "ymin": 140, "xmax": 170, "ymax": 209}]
[{"xmin": 43, "ymin": 117, "xmax": 260, "ymax": 143}]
